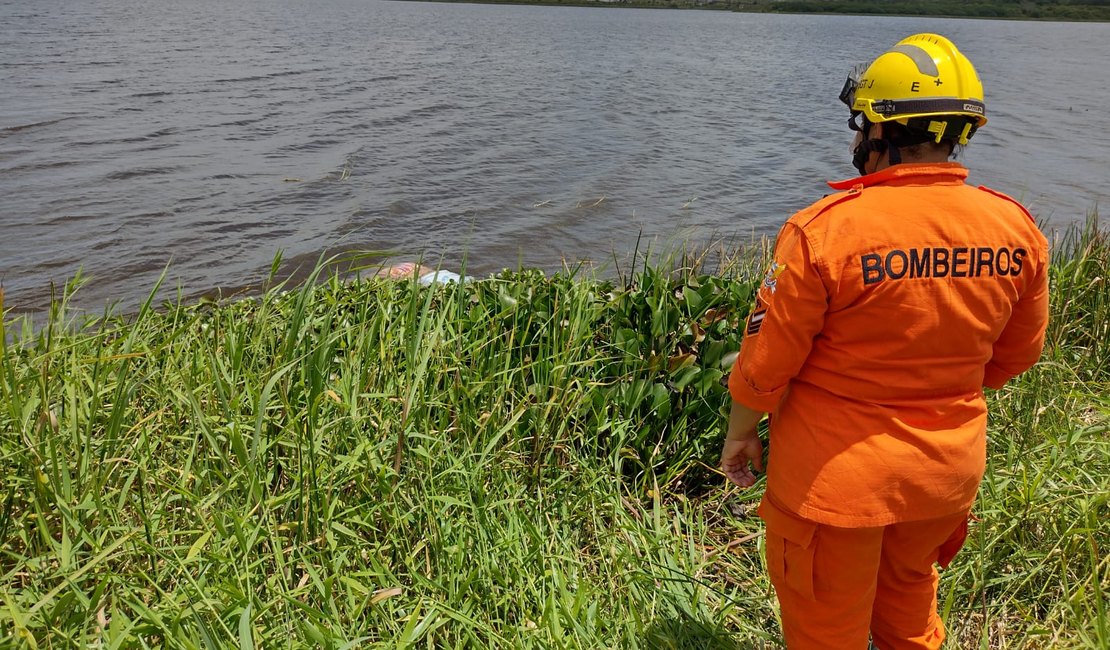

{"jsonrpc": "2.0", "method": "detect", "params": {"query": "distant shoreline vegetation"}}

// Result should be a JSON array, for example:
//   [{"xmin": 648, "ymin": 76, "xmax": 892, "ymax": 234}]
[{"xmin": 408, "ymin": 0, "xmax": 1110, "ymax": 21}]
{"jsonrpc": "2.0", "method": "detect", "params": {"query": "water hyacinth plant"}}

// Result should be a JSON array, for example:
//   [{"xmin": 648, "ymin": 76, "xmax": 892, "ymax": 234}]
[{"xmin": 0, "ymin": 223, "xmax": 1107, "ymax": 649}]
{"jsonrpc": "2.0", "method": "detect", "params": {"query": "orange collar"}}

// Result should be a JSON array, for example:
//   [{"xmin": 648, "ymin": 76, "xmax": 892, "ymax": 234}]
[{"xmin": 827, "ymin": 162, "xmax": 969, "ymax": 191}]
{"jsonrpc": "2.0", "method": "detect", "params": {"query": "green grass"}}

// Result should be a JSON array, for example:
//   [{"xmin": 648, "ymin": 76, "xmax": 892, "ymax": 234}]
[{"xmin": 0, "ymin": 223, "xmax": 1106, "ymax": 649}]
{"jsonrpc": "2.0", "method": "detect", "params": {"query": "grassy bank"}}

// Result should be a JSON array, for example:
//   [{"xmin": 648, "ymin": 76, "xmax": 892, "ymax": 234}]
[{"xmin": 1, "ymin": 224, "xmax": 1107, "ymax": 648}]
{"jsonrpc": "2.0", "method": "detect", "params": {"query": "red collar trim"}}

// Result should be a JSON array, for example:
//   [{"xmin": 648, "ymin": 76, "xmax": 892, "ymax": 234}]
[{"xmin": 827, "ymin": 162, "xmax": 969, "ymax": 191}]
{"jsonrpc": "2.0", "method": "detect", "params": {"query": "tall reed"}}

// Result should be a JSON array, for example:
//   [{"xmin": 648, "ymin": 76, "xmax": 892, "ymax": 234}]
[{"xmin": 0, "ymin": 223, "xmax": 1105, "ymax": 648}]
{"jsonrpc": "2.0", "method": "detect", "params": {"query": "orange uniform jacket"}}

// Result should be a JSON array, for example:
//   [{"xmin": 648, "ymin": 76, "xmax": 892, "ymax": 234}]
[{"xmin": 729, "ymin": 163, "xmax": 1050, "ymax": 527}]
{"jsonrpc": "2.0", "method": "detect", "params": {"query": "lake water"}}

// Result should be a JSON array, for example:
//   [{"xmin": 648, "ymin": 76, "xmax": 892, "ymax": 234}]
[{"xmin": 3, "ymin": 0, "xmax": 1109, "ymax": 313}]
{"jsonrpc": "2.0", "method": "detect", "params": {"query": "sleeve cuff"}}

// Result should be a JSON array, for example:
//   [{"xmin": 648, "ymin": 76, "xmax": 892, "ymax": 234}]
[
  {"xmin": 728, "ymin": 362, "xmax": 785, "ymax": 413},
  {"xmin": 983, "ymin": 363, "xmax": 1012, "ymax": 390}
]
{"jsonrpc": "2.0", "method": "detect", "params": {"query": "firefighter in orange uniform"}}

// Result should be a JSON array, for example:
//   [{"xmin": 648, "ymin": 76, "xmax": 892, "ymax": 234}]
[{"xmin": 721, "ymin": 34, "xmax": 1050, "ymax": 649}]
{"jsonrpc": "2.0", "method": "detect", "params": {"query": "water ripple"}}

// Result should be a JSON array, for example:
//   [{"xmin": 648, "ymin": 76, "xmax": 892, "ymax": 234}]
[{"xmin": 2, "ymin": 0, "xmax": 1108, "ymax": 315}]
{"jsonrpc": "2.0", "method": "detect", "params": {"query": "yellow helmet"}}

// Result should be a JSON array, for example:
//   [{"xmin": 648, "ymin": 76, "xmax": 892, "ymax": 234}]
[{"xmin": 839, "ymin": 33, "xmax": 986, "ymax": 145}]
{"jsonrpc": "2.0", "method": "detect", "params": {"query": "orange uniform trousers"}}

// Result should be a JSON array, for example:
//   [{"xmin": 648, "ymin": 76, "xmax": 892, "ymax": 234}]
[{"xmin": 760, "ymin": 496, "xmax": 969, "ymax": 650}]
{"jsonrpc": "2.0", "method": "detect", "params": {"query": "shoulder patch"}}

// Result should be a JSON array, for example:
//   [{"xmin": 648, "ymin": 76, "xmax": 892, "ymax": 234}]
[
  {"xmin": 790, "ymin": 189, "xmax": 863, "ymax": 229},
  {"xmin": 977, "ymin": 186, "xmax": 1036, "ymax": 224}
]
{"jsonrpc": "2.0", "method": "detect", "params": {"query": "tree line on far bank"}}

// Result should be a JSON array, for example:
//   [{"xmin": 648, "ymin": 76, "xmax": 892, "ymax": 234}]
[
  {"xmin": 758, "ymin": 0, "xmax": 1110, "ymax": 21},
  {"xmin": 417, "ymin": 0, "xmax": 1110, "ymax": 21}
]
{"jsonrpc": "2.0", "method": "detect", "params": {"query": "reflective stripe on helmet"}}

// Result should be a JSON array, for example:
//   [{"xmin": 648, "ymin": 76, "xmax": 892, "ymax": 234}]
[{"xmin": 888, "ymin": 44, "xmax": 940, "ymax": 77}]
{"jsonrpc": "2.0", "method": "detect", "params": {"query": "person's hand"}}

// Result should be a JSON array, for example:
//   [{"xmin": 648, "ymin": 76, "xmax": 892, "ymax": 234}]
[
  {"xmin": 721, "ymin": 400, "xmax": 766, "ymax": 488},
  {"xmin": 721, "ymin": 434, "xmax": 764, "ymax": 488}
]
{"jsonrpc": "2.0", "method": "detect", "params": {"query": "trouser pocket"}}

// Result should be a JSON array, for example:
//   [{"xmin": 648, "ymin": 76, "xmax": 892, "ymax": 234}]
[{"xmin": 759, "ymin": 495, "xmax": 818, "ymax": 602}]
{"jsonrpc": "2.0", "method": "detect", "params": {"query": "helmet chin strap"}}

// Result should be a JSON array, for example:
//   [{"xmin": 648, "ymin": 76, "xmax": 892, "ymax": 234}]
[
  {"xmin": 850, "ymin": 115, "xmax": 916, "ymax": 176},
  {"xmin": 852, "ymin": 138, "xmax": 902, "ymax": 176}
]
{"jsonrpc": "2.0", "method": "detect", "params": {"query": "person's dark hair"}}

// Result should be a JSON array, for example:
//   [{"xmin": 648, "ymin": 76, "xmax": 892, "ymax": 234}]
[{"xmin": 880, "ymin": 121, "xmax": 960, "ymax": 160}]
